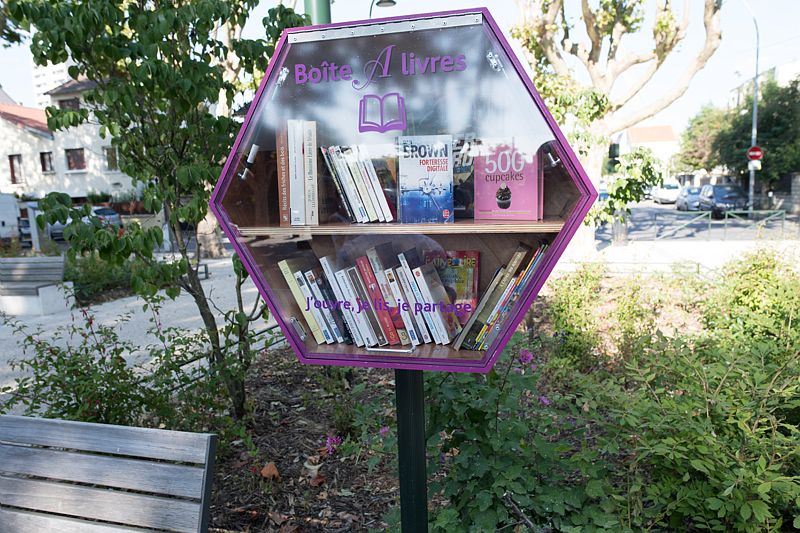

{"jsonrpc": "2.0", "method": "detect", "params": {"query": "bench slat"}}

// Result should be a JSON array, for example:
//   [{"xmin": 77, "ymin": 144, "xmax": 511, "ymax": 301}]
[
  {"xmin": 0, "ymin": 444, "xmax": 206, "ymax": 499},
  {"xmin": 0, "ymin": 415, "xmax": 210, "ymax": 464},
  {"xmin": 0, "ymin": 507, "xmax": 151, "ymax": 533},
  {"xmin": 0, "ymin": 475, "xmax": 200, "ymax": 533}
]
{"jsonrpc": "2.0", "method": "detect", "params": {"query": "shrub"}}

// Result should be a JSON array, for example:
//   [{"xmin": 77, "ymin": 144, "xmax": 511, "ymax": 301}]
[{"xmin": 64, "ymin": 251, "xmax": 132, "ymax": 305}]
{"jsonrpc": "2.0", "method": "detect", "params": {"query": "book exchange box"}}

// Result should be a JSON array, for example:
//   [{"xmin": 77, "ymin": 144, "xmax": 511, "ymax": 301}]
[{"xmin": 210, "ymin": 8, "xmax": 597, "ymax": 373}]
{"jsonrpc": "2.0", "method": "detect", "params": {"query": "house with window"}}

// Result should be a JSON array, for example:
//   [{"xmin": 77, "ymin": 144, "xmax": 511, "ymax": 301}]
[{"xmin": 0, "ymin": 79, "xmax": 134, "ymax": 201}]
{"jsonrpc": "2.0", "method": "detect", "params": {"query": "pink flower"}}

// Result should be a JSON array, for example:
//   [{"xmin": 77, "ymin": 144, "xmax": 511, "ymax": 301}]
[
  {"xmin": 325, "ymin": 435, "xmax": 343, "ymax": 455},
  {"xmin": 379, "ymin": 426, "xmax": 390, "ymax": 438},
  {"xmin": 538, "ymin": 395, "xmax": 551, "ymax": 406},
  {"xmin": 518, "ymin": 349, "xmax": 533, "ymax": 365}
]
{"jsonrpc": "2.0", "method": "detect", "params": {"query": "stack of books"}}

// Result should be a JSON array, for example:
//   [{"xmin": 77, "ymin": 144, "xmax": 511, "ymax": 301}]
[
  {"xmin": 454, "ymin": 243, "xmax": 548, "ymax": 351},
  {"xmin": 277, "ymin": 241, "xmax": 547, "ymax": 352}
]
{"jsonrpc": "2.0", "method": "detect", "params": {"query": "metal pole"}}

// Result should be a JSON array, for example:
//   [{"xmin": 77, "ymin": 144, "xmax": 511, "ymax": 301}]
[
  {"xmin": 395, "ymin": 369, "xmax": 428, "ymax": 533},
  {"xmin": 741, "ymin": 0, "xmax": 759, "ymax": 215},
  {"xmin": 304, "ymin": 0, "xmax": 331, "ymax": 24}
]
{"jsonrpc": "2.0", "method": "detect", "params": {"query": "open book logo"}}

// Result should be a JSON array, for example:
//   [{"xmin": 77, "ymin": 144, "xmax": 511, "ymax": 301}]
[{"xmin": 358, "ymin": 92, "xmax": 407, "ymax": 133}]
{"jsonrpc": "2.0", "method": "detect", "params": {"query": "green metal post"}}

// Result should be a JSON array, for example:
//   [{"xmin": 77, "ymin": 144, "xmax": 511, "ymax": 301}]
[
  {"xmin": 304, "ymin": 0, "xmax": 331, "ymax": 24},
  {"xmin": 395, "ymin": 369, "xmax": 428, "ymax": 532}
]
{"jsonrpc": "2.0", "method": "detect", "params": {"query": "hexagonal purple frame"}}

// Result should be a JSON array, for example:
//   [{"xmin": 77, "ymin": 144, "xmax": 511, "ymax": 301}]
[{"xmin": 210, "ymin": 7, "xmax": 597, "ymax": 373}]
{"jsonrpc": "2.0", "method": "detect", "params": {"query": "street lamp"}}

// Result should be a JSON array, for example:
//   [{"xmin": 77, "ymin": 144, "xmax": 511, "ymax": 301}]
[
  {"xmin": 370, "ymin": 0, "xmax": 397, "ymax": 19},
  {"xmin": 740, "ymin": 0, "xmax": 759, "ymax": 215}
]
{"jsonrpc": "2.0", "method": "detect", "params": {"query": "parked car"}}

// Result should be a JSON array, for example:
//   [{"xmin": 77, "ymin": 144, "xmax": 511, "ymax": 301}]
[
  {"xmin": 49, "ymin": 206, "xmax": 123, "ymax": 240},
  {"xmin": 653, "ymin": 182, "xmax": 681, "ymax": 204},
  {"xmin": 676, "ymin": 186, "xmax": 702, "ymax": 211},
  {"xmin": 698, "ymin": 184, "xmax": 748, "ymax": 219}
]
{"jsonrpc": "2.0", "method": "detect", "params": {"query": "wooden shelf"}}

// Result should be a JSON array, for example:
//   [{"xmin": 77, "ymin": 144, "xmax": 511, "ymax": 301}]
[{"xmin": 237, "ymin": 218, "xmax": 565, "ymax": 237}]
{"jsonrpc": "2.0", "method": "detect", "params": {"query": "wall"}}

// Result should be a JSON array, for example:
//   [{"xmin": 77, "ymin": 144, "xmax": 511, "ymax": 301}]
[{"xmin": 0, "ymin": 119, "xmax": 54, "ymax": 197}]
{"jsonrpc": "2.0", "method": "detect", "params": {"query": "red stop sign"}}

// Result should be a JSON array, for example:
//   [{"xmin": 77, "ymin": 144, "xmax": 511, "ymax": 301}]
[{"xmin": 747, "ymin": 146, "xmax": 763, "ymax": 160}]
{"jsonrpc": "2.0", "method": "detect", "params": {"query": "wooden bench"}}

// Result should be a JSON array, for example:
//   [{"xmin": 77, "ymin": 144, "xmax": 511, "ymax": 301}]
[
  {"xmin": 0, "ymin": 256, "xmax": 70, "ymax": 315},
  {"xmin": 0, "ymin": 415, "xmax": 217, "ymax": 533}
]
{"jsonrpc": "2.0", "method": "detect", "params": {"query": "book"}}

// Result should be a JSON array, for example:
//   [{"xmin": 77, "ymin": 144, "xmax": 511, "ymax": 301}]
[
  {"xmin": 453, "ymin": 134, "xmax": 476, "ymax": 219},
  {"xmin": 343, "ymin": 147, "xmax": 380, "ymax": 222},
  {"xmin": 459, "ymin": 243, "xmax": 531, "ymax": 350},
  {"xmin": 454, "ymin": 267, "xmax": 506, "ymax": 350},
  {"xmin": 288, "ymin": 119, "xmax": 305, "ymax": 225},
  {"xmin": 368, "ymin": 154, "xmax": 398, "ymax": 220},
  {"xmin": 412, "ymin": 263, "xmax": 462, "ymax": 343},
  {"xmin": 356, "ymin": 256, "xmax": 400, "ymax": 345},
  {"xmin": 346, "ymin": 266, "xmax": 387, "ymax": 346},
  {"xmin": 331, "ymin": 146, "xmax": 368, "ymax": 222},
  {"xmin": 358, "ymin": 92, "xmax": 407, "ymax": 133},
  {"xmin": 474, "ymin": 139, "xmax": 540, "ymax": 221},
  {"xmin": 359, "ymin": 146, "xmax": 394, "ymax": 222},
  {"xmin": 303, "ymin": 121, "xmax": 318, "ymax": 225},
  {"xmin": 320, "ymin": 255, "xmax": 363, "ymax": 347},
  {"xmin": 396, "ymin": 266, "xmax": 432, "ymax": 344},
  {"xmin": 398, "ymin": 247, "xmax": 442, "ymax": 344},
  {"xmin": 397, "ymin": 135, "xmax": 454, "ymax": 223},
  {"xmin": 277, "ymin": 258, "xmax": 325, "ymax": 345},
  {"xmin": 304, "ymin": 268, "xmax": 345, "ymax": 343},
  {"xmin": 480, "ymin": 245, "xmax": 548, "ymax": 350},
  {"xmin": 277, "ymin": 126, "xmax": 290, "ymax": 226},
  {"xmin": 294, "ymin": 270, "xmax": 334, "ymax": 344},
  {"xmin": 366, "ymin": 244, "xmax": 410, "ymax": 345},
  {"xmin": 423, "ymin": 249, "xmax": 480, "ymax": 327},
  {"xmin": 386, "ymin": 268, "xmax": 420, "ymax": 346},
  {"xmin": 320, "ymin": 147, "xmax": 356, "ymax": 223},
  {"xmin": 335, "ymin": 269, "xmax": 375, "ymax": 347}
]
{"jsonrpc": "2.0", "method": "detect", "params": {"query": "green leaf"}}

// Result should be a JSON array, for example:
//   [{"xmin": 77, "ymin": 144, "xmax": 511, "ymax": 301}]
[
  {"xmin": 739, "ymin": 502, "xmax": 751, "ymax": 521},
  {"xmin": 749, "ymin": 500, "xmax": 770, "ymax": 523},
  {"xmin": 586, "ymin": 479, "xmax": 604, "ymax": 498},
  {"xmin": 756, "ymin": 482, "xmax": 771, "ymax": 495}
]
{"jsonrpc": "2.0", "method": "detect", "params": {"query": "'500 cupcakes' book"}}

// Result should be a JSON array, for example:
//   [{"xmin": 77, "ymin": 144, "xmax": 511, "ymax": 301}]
[
  {"xmin": 474, "ymin": 139, "xmax": 541, "ymax": 221},
  {"xmin": 397, "ymin": 135, "xmax": 454, "ymax": 223}
]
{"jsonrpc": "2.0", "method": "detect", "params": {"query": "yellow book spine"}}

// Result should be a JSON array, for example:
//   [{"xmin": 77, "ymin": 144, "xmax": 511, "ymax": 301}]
[{"xmin": 278, "ymin": 260, "xmax": 325, "ymax": 344}]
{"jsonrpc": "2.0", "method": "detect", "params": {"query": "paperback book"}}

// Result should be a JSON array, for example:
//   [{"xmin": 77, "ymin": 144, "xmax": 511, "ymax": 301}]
[
  {"xmin": 474, "ymin": 138, "xmax": 541, "ymax": 221},
  {"xmin": 423, "ymin": 249, "xmax": 480, "ymax": 327},
  {"xmin": 397, "ymin": 135, "xmax": 454, "ymax": 223},
  {"xmin": 452, "ymin": 134, "xmax": 477, "ymax": 219}
]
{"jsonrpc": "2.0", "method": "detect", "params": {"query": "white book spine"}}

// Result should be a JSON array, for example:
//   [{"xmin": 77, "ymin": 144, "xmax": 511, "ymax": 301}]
[
  {"xmin": 288, "ymin": 120, "xmax": 305, "ymax": 226},
  {"xmin": 397, "ymin": 267, "xmax": 432, "ymax": 344},
  {"xmin": 386, "ymin": 268, "xmax": 420, "ymax": 346},
  {"xmin": 294, "ymin": 271, "xmax": 333, "ymax": 343},
  {"xmin": 399, "ymin": 253, "xmax": 442, "ymax": 344},
  {"xmin": 336, "ymin": 269, "xmax": 377, "ymax": 346},
  {"xmin": 320, "ymin": 257, "xmax": 364, "ymax": 347},
  {"xmin": 303, "ymin": 121, "xmax": 318, "ymax": 225},
  {"xmin": 305, "ymin": 270, "xmax": 344, "ymax": 343},
  {"xmin": 359, "ymin": 145, "xmax": 394, "ymax": 222},
  {"xmin": 343, "ymin": 148, "xmax": 378, "ymax": 221},
  {"xmin": 332, "ymin": 147, "xmax": 368, "ymax": 223},
  {"xmin": 413, "ymin": 266, "xmax": 450, "ymax": 345}
]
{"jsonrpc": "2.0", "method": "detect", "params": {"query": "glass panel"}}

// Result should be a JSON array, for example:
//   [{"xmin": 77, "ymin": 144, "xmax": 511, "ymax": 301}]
[{"xmin": 216, "ymin": 13, "xmax": 583, "ymax": 369}]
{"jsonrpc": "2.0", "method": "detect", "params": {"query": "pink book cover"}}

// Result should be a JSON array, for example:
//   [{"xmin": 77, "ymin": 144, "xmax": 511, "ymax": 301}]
[{"xmin": 473, "ymin": 140, "xmax": 540, "ymax": 221}]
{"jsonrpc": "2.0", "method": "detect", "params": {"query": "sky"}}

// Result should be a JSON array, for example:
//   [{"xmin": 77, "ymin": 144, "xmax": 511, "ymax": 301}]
[{"xmin": 1, "ymin": 0, "xmax": 798, "ymax": 135}]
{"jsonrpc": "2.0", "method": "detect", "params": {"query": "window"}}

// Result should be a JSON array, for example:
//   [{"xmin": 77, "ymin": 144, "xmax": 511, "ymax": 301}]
[
  {"xmin": 103, "ymin": 146, "xmax": 119, "ymax": 171},
  {"xmin": 40, "ymin": 151, "xmax": 54, "ymax": 173},
  {"xmin": 8, "ymin": 154, "xmax": 22, "ymax": 184},
  {"xmin": 58, "ymin": 98, "xmax": 80, "ymax": 110},
  {"xmin": 65, "ymin": 148, "xmax": 86, "ymax": 171}
]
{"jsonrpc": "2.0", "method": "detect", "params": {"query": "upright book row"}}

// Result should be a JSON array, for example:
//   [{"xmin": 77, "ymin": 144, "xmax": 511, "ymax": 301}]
[
  {"xmin": 277, "ymin": 240, "xmax": 548, "ymax": 353},
  {"xmin": 276, "ymin": 120, "xmax": 396, "ymax": 226}
]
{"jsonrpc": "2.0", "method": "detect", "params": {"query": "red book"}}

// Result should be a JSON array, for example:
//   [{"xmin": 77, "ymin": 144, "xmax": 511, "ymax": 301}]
[
  {"xmin": 276, "ymin": 125, "xmax": 290, "ymax": 226},
  {"xmin": 356, "ymin": 256, "xmax": 400, "ymax": 345}
]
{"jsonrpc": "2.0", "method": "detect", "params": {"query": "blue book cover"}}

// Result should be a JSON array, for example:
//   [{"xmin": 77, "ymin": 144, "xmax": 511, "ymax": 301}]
[{"xmin": 397, "ymin": 135, "xmax": 454, "ymax": 223}]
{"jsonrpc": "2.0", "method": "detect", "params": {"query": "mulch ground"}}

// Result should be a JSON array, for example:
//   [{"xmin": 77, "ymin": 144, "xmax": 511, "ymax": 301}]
[{"xmin": 210, "ymin": 348, "xmax": 399, "ymax": 532}]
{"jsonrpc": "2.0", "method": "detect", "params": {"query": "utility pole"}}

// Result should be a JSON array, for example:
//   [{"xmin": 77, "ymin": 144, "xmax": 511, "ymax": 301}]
[
  {"xmin": 304, "ymin": 0, "xmax": 331, "ymax": 24},
  {"xmin": 741, "ymin": 0, "xmax": 759, "ymax": 215}
]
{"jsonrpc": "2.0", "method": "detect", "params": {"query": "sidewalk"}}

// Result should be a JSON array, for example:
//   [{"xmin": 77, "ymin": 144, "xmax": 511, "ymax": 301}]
[{"xmin": 0, "ymin": 257, "xmax": 276, "ymax": 391}]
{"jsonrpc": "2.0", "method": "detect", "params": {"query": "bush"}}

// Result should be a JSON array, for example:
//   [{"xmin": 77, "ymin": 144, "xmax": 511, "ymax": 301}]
[{"xmin": 64, "ymin": 251, "xmax": 132, "ymax": 305}]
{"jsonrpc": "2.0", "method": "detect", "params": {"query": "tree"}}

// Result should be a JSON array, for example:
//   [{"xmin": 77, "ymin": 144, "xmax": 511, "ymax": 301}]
[
  {"xmin": 10, "ymin": 0, "xmax": 309, "ymax": 418},
  {"xmin": 512, "ymin": 0, "xmax": 722, "ymax": 176},
  {"xmin": 714, "ymin": 78, "xmax": 800, "ymax": 185},
  {"xmin": 678, "ymin": 104, "xmax": 728, "ymax": 172},
  {"xmin": 0, "ymin": 0, "xmax": 22, "ymax": 45}
]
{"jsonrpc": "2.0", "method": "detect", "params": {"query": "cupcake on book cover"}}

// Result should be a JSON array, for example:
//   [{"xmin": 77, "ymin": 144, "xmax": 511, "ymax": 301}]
[
  {"xmin": 474, "ymin": 139, "xmax": 540, "ymax": 221},
  {"xmin": 397, "ymin": 135, "xmax": 454, "ymax": 223}
]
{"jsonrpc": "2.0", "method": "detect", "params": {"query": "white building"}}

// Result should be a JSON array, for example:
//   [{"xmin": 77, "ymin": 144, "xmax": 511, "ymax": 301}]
[
  {"xmin": 613, "ymin": 125, "xmax": 679, "ymax": 168},
  {"xmin": 0, "ymin": 79, "xmax": 135, "ymax": 200},
  {"xmin": 728, "ymin": 59, "xmax": 800, "ymax": 109},
  {"xmin": 32, "ymin": 61, "xmax": 72, "ymax": 110}
]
